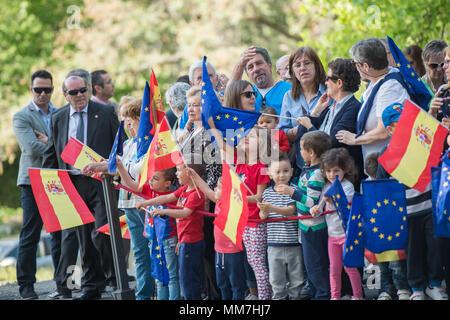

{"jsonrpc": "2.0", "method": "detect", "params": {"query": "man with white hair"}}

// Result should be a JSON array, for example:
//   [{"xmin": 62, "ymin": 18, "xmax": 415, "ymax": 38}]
[{"xmin": 276, "ymin": 54, "xmax": 292, "ymax": 83}]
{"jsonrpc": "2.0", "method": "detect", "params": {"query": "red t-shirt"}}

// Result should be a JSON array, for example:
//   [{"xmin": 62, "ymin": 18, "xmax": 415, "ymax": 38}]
[
  {"xmin": 213, "ymin": 200, "xmax": 242, "ymax": 253},
  {"xmin": 172, "ymin": 185, "xmax": 206, "ymax": 243},
  {"xmin": 141, "ymin": 184, "xmax": 177, "ymax": 239},
  {"xmin": 235, "ymin": 162, "xmax": 270, "ymax": 227},
  {"xmin": 274, "ymin": 129, "xmax": 290, "ymax": 153}
]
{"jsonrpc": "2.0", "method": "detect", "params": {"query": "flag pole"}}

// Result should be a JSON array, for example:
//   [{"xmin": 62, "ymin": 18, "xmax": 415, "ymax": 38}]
[{"xmin": 260, "ymin": 113, "xmax": 298, "ymax": 121}]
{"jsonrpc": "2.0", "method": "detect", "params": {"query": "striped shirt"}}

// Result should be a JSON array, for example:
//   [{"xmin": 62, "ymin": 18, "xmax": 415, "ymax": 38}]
[
  {"xmin": 292, "ymin": 163, "xmax": 326, "ymax": 231},
  {"xmin": 262, "ymin": 184, "xmax": 299, "ymax": 246}
]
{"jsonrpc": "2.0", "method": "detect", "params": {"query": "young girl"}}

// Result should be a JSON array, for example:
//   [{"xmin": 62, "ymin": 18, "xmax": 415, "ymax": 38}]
[
  {"xmin": 257, "ymin": 106, "xmax": 290, "ymax": 153},
  {"xmin": 311, "ymin": 148, "xmax": 364, "ymax": 300},
  {"xmin": 235, "ymin": 126, "xmax": 271, "ymax": 300}
]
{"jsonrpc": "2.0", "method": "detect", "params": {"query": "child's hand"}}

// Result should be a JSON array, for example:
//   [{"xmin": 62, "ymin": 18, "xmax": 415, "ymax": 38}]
[
  {"xmin": 135, "ymin": 201, "xmax": 147, "ymax": 211},
  {"xmin": 116, "ymin": 157, "xmax": 124, "ymax": 170},
  {"xmin": 310, "ymin": 205, "xmax": 321, "ymax": 217},
  {"xmin": 274, "ymin": 184, "xmax": 294, "ymax": 196},
  {"xmin": 151, "ymin": 208, "xmax": 164, "ymax": 217},
  {"xmin": 323, "ymin": 195, "xmax": 332, "ymax": 204},
  {"xmin": 185, "ymin": 167, "xmax": 199, "ymax": 181},
  {"xmin": 257, "ymin": 202, "xmax": 272, "ymax": 213}
]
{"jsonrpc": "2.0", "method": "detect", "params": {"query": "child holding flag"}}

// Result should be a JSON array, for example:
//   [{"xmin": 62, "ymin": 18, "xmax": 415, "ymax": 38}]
[
  {"xmin": 257, "ymin": 151, "xmax": 303, "ymax": 300},
  {"xmin": 136, "ymin": 158, "xmax": 206, "ymax": 300},
  {"xmin": 310, "ymin": 148, "xmax": 364, "ymax": 300},
  {"xmin": 376, "ymin": 103, "xmax": 447, "ymax": 300}
]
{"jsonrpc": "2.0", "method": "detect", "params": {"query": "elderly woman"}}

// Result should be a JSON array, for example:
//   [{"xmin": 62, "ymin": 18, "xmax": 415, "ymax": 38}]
[
  {"xmin": 278, "ymin": 46, "xmax": 332, "ymax": 172},
  {"xmin": 336, "ymin": 38, "xmax": 410, "ymax": 161},
  {"xmin": 165, "ymin": 81, "xmax": 191, "ymax": 135},
  {"xmin": 296, "ymin": 58, "xmax": 364, "ymax": 184},
  {"xmin": 421, "ymin": 39, "xmax": 448, "ymax": 94}
]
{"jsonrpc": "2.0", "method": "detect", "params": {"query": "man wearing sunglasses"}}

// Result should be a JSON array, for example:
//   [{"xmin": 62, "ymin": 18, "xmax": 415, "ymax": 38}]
[
  {"xmin": 422, "ymin": 39, "xmax": 448, "ymax": 94},
  {"xmin": 43, "ymin": 74, "xmax": 119, "ymax": 300},
  {"xmin": 13, "ymin": 70, "xmax": 59, "ymax": 299}
]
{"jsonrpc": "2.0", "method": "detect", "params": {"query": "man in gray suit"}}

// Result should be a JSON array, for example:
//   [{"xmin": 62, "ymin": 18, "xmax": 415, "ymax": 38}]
[{"xmin": 13, "ymin": 70, "xmax": 59, "ymax": 299}]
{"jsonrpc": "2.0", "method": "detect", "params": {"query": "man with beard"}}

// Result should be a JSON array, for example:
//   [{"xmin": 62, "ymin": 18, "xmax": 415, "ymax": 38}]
[{"xmin": 229, "ymin": 46, "xmax": 291, "ymax": 114}]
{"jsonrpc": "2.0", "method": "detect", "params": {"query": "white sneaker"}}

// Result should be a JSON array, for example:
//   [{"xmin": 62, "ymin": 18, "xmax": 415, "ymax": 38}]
[
  {"xmin": 397, "ymin": 289, "xmax": 411, "ymax": 300},
  {"xmin": 351, "ymin": 296, "xmax": 364, "ymax": 300},
  {"xmin": 410, "ymin": 291, "xmax": 425, "ymax": 300},
  {"xmin": 377, "ymin": 292, "xmax": 392, "ymax": 300},
  {"xmin": 245, "ymin": 294, "xmax": 258, "ymax": 300},
  {"xmin": 425, "ymin": 286, "xmax": 448, "ymax": 300}
]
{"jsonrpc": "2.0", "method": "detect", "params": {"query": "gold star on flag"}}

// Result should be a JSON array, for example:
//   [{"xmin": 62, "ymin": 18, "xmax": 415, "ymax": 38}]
[
  {"xmin": 379, "ymin": 233, "xmax": 385, "ymax": 239},
  {"xmin": 350, "ymin": 245, "xmax": 354, "ymax": 251},
  {"xmin": 372, "ymin": 208, "xmax": 377, "ymax": 214},
  {"xmin": 372, "ymin": 227, "xmax": 378, "ymax": 233},
  {"xmin": 216, "ymin": 115, "xmax": 221, "ymax": 120},
  {"xmin": 336, "ymin": 194, "xmax": 341, "ymax": 199},
  {"xmin": 237, "ymin": 134, "xmax": 241, "ymax": 138},
  {"xmin": 387, "ymin": 235, "xmax": 392, "ymax": 241},
  {"xmin": 399, "ymin": 207, "xmax": 404, "ymax": 212},
  {"xmin": 145, "ymin": 107, "xmax": 149, "ymax": 111},
  {"xmin": 396, "ymin": 232, "xmax": 400, "ymax": 237},
  {"xmin": 233, "ymin": 117, "xmax": 238, "ymax": 121},
  {"xmin": 383, "ymin": 199, "xmax": 389, "ymax": 205},
  {"xmin": 358, "ymin": 222, "xmax": 363, "ymax": 228},
  {"xmin": 225, "ymin": 114, "xmax": 230, "ymax": 118},
  {"xmin": 392, "ymin": 201, "xmax": 396, "ymax": 206},
  {"xmin": 370, "ymin": 217, "xmax": 376, "ymax": 224},
  {"xmin": 377, "ymin": 202, "xmax": 381, "ymax": 207},
  {"xmin": 444, "ymin": 182, "xmax": 449, "ymax": 187},
  {"xmin": 358, "ymin": 231, "xmax": 363, "ymax": 236},
  {"xmin": 201, "ymin": 82, "xmax": 205, "ymax": 86},
  {"xmin": 201, "ymin": 99, "xmax": 204, "ymax": 104},
  {"xmin": 202, "ymin": 90, "xmax": 206, "ymax": 95},
  {"xmin": 144, "ymin": 136, "xmax": 149, "ymax": 140},
  {"xmin": 354, "ymin": 239, "xmax": 359, "ymax": 245},
  {"xmin": 352, "ymin": 215, "xmax": 356, "ymax": 220},
  {"xmin": 347, "ymin": 205, "xmax": 351, "ymax": 210},
  {"xmin": 238, "ymin": 121, "xmax": 242, "ymax": 124}
]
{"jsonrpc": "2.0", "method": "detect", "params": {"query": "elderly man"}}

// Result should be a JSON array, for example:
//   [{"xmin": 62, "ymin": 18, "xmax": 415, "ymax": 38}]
[
  {"xmin": 165, "ymin": 81, "xmax": 191, "ymax": 134},
  {"xmin": 421, "ymin": 39, "xmax": 448, "ymax": 94},
  {"xmin": 42, "ymin": 74, "xmax": 119, "ymax": 300},
  {"xmin": 276, "ymin": 54, "xmax": 292, "ymax": 83},
  {"xmin": 13, "ymin": 70, "xmax": 59, "ymax": 299},
  {"xmin": 91, "ymin": 69, "xmax": 119, "ymax": 115},
  {"xmin": 229, "ymin": 46, "xmax": 291, "ymax": 114}
]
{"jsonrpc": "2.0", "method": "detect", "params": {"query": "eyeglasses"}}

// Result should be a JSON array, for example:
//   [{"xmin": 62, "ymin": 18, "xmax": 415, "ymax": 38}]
[
  {"xmin": 65, "ymin": 87, "xmax": 88, "ymax": 96},
  {"xmin": 428, "ymin": 62, "xmax": 445, "ymax": 69},
  {"xmin": 33, "ymin": 87, "xmax": 53, "ymax": 94},
  {"xmin": 241, "ymin": 91, "xmax": 257, "ymax": 98},
  {"xmin": 326, "ymin": 75, "xmax": 339, "ymax": 82}
]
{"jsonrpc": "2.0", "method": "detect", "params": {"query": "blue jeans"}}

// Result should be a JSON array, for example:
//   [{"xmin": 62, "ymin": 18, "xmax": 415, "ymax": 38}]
[
  {"xmin": 378, "ymin": 260, "xmax": 409, "ymax": 295},
  {"xmin": 155, "ymin": 237, "xmax": 181, "ymax": 300},
  {"xmin": 301, "ymin": 227, "xmax": 330, "ymax": 300},
  {"xmin": 178, "ymin": 240, "xmax": 205, "ymax": 300},
  {"xmin": 16, "ymin": 185, "xmax": 60, "ymax": 289},
  {"xmin": 124, "ymin": 208, "xmax": 154, "ymax": 300},
  {"xmin": 215, "ymin": 251, "xmax": 247, "ymax": 300}
]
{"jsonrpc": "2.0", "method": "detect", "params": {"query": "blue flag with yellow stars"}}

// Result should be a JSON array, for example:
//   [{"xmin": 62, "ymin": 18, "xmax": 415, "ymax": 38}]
[
  {"xmin": 324, "ymin": 177, "xmax": 351, "ymax": 231},
  {"xmin": 387, "ymin": 36, "xmax": 433, "ymax": 111},
  {"xmin": 107, "ymin": 120, "xmax": 125, "ymax": 173},
  {"xmin": 362, "ymin": 179, "xmax": 408, "ymax": 253},
  {"xmin": 431, "ymin": 151, "xmax": 450, "ymax": 237},
  {"xmin": 343, "ymin": 193, "xmax": 365, "ymax": 267},
  {"xmin": 150, "ymin": 215, "xmax": 170, "ymax": 286},
  {"xmin": 200, "ymin": 56, "xmax": 261, "ymax": 147}
]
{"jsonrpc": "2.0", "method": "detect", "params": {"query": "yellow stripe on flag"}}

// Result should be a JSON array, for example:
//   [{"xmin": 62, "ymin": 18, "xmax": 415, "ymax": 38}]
[
  {"xmin": 222, "ymin": 170, "xmax": 244, "ymax": 244},
  {"xmin": 154, "ymin": 130, "xmax": 178, "ymax": 158},
  {"xmin": 139, "ymin": 148, "xmax": 151, "ymax": 189},
  {"xmin": 73, "ymin": 145, "xmax": 103, "ymax": 171},
  {"xmin": 41, "ymin": 170, "xmax": 84, "ymax": 229},
  {"xmin": 390, "ymin": 110, "xmax": 440, "ymax": 188}
]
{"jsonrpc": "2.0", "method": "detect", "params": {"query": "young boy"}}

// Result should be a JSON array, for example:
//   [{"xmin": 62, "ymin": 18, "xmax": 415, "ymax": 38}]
[
  {"xmin": 136, "ymin": 160, "xmax": 206, "ymax": 300},
  {"xmin": 377, "ymin": 103, "xmax": 447, "ymax": 300},
  {"xmin": 258, "ymin": 151, "xmax": 303, "ymax": 300},
  {"xmin": 364, "ymin": 152, "xmax": 379, "ymax": 181},
  {"xmin": 117, "ymin": 159, "xmax": 180, "ymax": 300},
  {"xmin": 275, "ymin": 130, "xmax": 332, "ymax": 300},
  {"xmin": 258, "ymin": 106, "xmax": 290, "ymax": 153}
]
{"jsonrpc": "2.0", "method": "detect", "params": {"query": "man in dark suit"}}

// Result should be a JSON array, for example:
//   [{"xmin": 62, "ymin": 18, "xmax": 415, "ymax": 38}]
[
  {"xmin": 13, "ymin": 70, "xmax": 59, "ymax": 299},
  {"xmin": 42, "ymin": 74, "xmax": 119, "ymax": 300}
]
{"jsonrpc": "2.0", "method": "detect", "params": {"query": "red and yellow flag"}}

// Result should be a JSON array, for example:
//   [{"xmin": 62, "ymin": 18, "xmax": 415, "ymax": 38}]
[
  {"xmin": 378, "ymin": 99, "xmax": 449, "ymax": 192},
  {"xmin": 97, "ymin": 215, "xmax": 131, "ymax": 239},
  {"xmin": 214, "ymin": 161, "xmax": 249, "ymax": 250},
  {"xmin": 29, "ymin": 168, "xmax": 95, "ymax": 232},
  {"xmin": 364, "ymin": 249, "xmax": 406, "ymax": 263},
  {"xmin": 139, "ymin": 116, "xmax": 184, "ymax": 189},
  {"xmin": 61, "ymin": 137, "xmax": 104, "ymax": 171},
  {"xmin": 150, "ymin": 69, "xmax": 164, "ymax": 112}
]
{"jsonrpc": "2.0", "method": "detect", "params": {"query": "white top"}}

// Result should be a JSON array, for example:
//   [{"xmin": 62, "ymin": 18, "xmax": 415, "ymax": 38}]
[
  {"xmin": 358, "ymin": 67, "xmax": 409, "ymax": 160},
  {"xmin": 321, "ymin": 179, "xmax": 355, "ymax": 238}
]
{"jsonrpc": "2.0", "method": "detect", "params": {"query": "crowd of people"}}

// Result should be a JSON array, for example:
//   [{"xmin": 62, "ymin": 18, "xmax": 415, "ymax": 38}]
[{"xmin": 12, "ymin": 36, "xmax": 450, "ymax": 301}]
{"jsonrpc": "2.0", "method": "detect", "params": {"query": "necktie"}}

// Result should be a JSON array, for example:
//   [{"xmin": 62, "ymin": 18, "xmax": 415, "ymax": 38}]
[{"xmin": 76, "ymin": 111, "xmax": 84, "ymax": 142}]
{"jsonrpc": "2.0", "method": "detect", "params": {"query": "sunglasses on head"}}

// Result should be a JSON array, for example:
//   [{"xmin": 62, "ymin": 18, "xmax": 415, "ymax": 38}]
[
  {"xmin": 241, "ymin": 91, "xmax": 257, "ymax": 98},
  {"xmin": 65, "ymin": 87, "xmax": 88, "ymax": 96},
  {"xmin": 33, "ymin": 87, "xmax": 53, "ymax": 94},
  {"xmin": 428, "ymin": 62, "xmax": 445, "ymax": 69}
]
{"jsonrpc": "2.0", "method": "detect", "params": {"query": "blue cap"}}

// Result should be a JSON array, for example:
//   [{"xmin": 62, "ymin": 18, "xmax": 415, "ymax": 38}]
[{"xmin": 382, "ymin": 103, "xmax": 403, "ymax": 128}]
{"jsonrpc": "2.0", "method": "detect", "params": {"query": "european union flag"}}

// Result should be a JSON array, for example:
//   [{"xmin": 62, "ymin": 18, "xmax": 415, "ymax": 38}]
[
  {"xmin": 150, "ymin": 215, "xmax": 170, "ymax": 286},
  {"xmin": 200, "ymin": 56, "xmax": 260, "ymax": 147},
  {"xmin": 324, "ymin": 177, "xmax": 351, "ymax": 231},
  {"xmin": 362, "ymin": 179, "xmax": 408, "ymax": 253},
  {"xmin": 107, "ymin": 120, "xmax": 125, "ymax": 173},
  {"xmin": 387, "ymin": 36, "xmax": 433, "ymax": 111},
  {"xmin": 343, "ymin": 193, "xmax": 365, "ymax": 267},
  {"xmin": 431, "ymin": 151, "xmax": 450, "ymax": 237},
  {"xmin": 136, "ymin": 81, "xmax": 155, "ymax": 159}
]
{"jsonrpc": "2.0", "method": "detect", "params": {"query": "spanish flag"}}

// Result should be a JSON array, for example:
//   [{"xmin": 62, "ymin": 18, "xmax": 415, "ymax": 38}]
[
  {"xmin": 214, "ymin": 161, "xmax": 249, "ymax": 250},
  {"xmin": 61, "ymin": 137, "xmax": 104, "ymax": 171},
  {"xmin": 378, "ymin": 99, "xmax": 449, "ymax": 192},
  {"xmin": 364, "ymin": 249, "xmax": 406, "ymax": 263},
  {"xmin": 97, "ymin": 215, "xmax": 131, "ymax": 239},
  {"xmin": 29, "ymin": 168, "xmax": 95, "ymax": 233},
  {"xmin": 138, "ymin": 116, "xmax": 184, "ymax": 189},
  {"xmin": 150, "ymin": 69, "xmax": 164, "ymax": 112}
]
